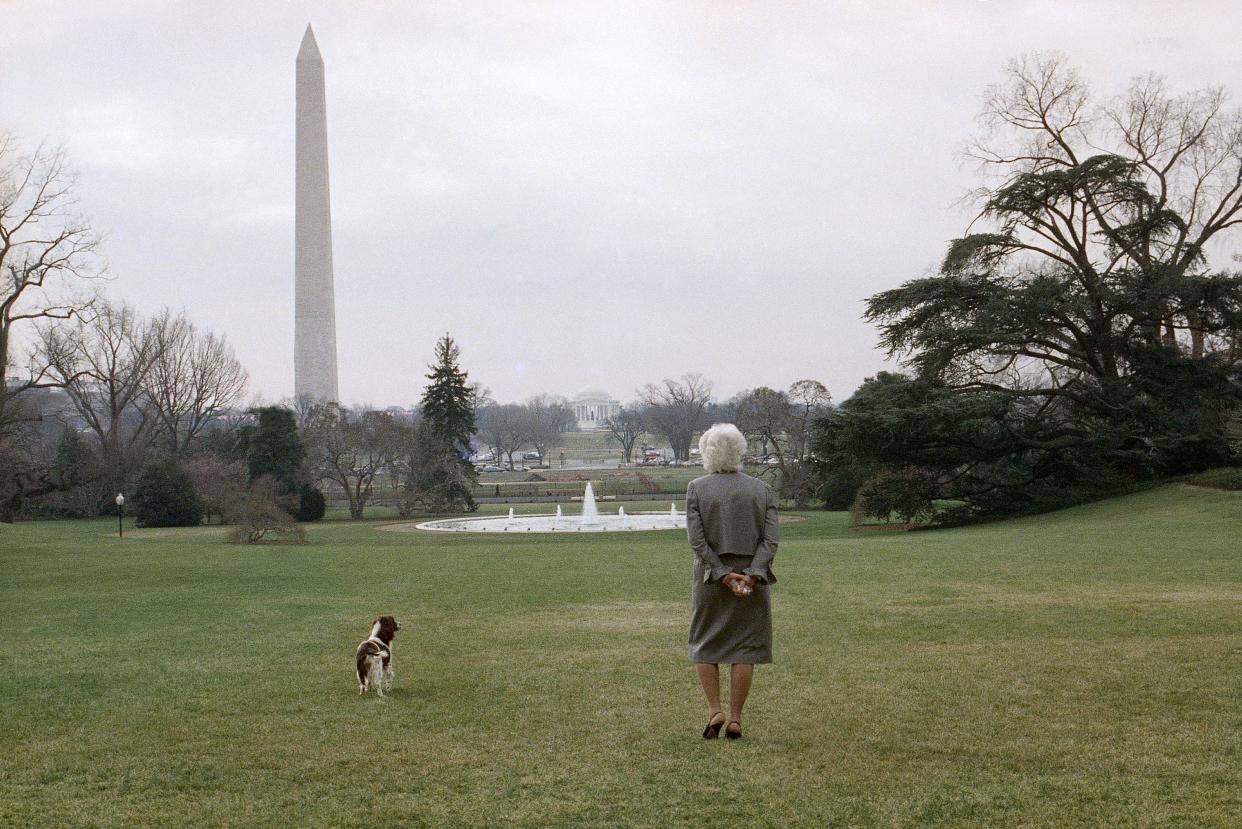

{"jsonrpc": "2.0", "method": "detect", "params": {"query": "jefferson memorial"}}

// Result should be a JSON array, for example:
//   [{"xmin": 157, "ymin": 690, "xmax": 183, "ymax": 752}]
[{"xmin": 572, "ymin": 389, "xmax": 621, "ymax": 430}]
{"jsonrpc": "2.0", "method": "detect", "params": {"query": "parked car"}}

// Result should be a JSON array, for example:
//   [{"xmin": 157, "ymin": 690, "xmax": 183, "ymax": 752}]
[
  {"xmin": 521, "ymin": 451, "xmax": 542, "ymax": 461},
  {"xmin": 480, "ymin": 465, "xmax": 504, "ymax": 473}
]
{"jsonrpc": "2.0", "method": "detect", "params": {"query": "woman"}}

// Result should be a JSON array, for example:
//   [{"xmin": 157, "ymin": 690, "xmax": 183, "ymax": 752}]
[{"xmin": 685, "ymin": 423, "xmax": 778, "ymax": 740}]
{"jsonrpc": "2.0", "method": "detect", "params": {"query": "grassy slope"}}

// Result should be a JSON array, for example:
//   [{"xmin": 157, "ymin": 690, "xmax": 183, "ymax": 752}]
[{"xmin": 0, "ymin": 485, "xmax": 1239, "ymax": 827}]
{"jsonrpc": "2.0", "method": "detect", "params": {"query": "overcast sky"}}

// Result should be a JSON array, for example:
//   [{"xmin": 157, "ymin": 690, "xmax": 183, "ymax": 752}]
[{"xmin": 4, "ymin": 1, "xmax": 1240, "ymax": 408}]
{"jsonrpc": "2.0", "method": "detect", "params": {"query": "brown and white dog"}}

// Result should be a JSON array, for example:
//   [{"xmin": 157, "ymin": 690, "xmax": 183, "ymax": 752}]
[{"xmin": 356, "ymin": 616, "xmax": 401, "ymax": 696}]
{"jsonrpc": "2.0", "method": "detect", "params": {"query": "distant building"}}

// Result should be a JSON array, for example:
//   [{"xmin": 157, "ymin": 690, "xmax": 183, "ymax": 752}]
[
  {"xmin": 572, "ymin": 389, "xmax": 621, "ymax": 431},
  {"xmin": 383, "ymin": 405, "xmax": 419, "ymax": 423}
]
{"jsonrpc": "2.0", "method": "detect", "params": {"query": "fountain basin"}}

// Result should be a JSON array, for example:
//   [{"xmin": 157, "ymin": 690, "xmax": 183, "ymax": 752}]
[
  {"xmin": 419, "ymin": 483, "xmax": 685, "ymax": 533},
  {"xmin": 415, "ymin": 511, "xmax": 685, "ymax": 533}
]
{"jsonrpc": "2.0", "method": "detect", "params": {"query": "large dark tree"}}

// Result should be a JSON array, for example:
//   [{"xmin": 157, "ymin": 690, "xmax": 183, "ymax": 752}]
[{"xmin": 840, "ymin": 56, "xmax": 1242, "ymax": 522}]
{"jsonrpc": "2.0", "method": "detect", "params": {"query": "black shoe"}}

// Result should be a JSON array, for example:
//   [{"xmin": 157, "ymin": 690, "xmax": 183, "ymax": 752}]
[
  {"xmin": 725, "ymin": 721, "xmax": 742, "ymax": 740},
  {"xmin": 702, "ymin": 712, "xmax": 725, "ymax": 739}
]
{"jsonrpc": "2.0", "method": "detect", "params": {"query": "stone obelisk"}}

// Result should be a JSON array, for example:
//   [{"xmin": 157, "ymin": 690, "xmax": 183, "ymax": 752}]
[{"xmin": 294, "ymin": 24, "xmax": 340, "ymax": 403}]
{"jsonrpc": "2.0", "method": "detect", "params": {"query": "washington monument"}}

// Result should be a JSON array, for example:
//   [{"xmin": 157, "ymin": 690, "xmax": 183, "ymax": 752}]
[{"xmin": 294, "ymin": 24, "xmax": 340, "ymax": 403}]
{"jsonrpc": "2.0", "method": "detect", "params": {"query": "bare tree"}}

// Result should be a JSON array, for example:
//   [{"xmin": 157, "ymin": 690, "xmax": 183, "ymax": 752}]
[
  {"xmin": 184, "ymin": 454, "xmax": 247, "ymax": 524},
  {"xmin": 786, "ymin": 379, "xmax": 832, "ymax": 461},
  {"xmin": 603, "ymin": 404, "xmax": 646, "ymax": 464},
  {"xmin": 637, "ymin": 373, "xmax": 713, "ymax": 461},
  {"xmin": 521, "ymin": 393, "xmax": 574, "ymax": 465},
  {"xmin": 731, "ymin": 387, "xmax": 792, "ymax": 465},
  {"xmin": 38, "ymin": 301, "xmax": 159, "ymax": 489},
  {"xmin": 0, "ymin": 136, "xmax": 102, "ymax": 434},
  {"xmin": 475, "ymin": 402, "xmax": 528, "ymax": 468},
  {"xmin": 303, "ymin": 403, "xmax": 403, "ymax": 520},
  {"xmin": 0, "ymin": 137, "xmax": 103, "ymax": 516},
  {"xmin": 144, "ymin": 309, "xmax": 248, "ymax": 453}
]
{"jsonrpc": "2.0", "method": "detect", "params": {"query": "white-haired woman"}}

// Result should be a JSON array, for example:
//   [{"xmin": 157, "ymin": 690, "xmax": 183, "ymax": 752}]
[{"xmin": 685, "ymin": 422, "xmax": 778, "ymax": 740}]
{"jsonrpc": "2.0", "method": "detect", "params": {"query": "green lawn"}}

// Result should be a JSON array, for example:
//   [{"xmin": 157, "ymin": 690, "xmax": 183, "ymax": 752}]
[{"xmin": 1, "ymin": 485, "xmax": 1239, "ymax": 827}]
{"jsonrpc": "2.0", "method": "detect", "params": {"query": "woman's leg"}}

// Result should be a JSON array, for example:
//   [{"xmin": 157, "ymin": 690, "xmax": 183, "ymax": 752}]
[
  {"xmin": 695, "ymin": 663, "xmax": 723, "ymax": 717},
  {"xmin": 728, "ymin": 663, "xmax": 753, "ymax": 724}
]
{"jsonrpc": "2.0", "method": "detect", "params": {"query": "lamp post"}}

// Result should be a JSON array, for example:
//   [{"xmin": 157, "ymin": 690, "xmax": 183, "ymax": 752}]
[{"xmin": 115, "ymin": 493, "xmax": 125, "ymax": 538}]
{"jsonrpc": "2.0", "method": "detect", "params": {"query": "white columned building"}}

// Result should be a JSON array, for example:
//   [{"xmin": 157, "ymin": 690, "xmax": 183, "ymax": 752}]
[{"xmin": 572, "ymin": 389, "xmax": 621, "ymax": 430}]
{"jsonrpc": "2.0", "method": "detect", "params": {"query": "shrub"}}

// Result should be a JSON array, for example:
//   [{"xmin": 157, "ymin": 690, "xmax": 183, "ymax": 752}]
[
  {"xmin": 184, "ymin": 456, "xmax": 247, "ymax": 524},
  {"xmin": 296, "ymin": 484, "xmax": 326, "ymax": 522},
  {"xmin": 229, "ymin": 496, "xmax": 306, "ymax": 544},
  {"xmin": 132, "ymin": 459, "xmax": 203, "ymax": 527}
]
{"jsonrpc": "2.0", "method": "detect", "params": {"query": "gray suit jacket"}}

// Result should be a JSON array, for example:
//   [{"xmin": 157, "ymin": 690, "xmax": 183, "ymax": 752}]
[{"xmin": 686, "ymin": 471, "xmax": 778, "ymax": 585}]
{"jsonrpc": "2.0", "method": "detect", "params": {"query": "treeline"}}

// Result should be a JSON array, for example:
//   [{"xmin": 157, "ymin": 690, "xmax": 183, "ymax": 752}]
[
  {"xmin": 10, "ymin": 53, "xmax": 1242, "ymax": 529},
  {"xmin": 3, "ymin": 301, "xmax": 248, "ymax": 520}
]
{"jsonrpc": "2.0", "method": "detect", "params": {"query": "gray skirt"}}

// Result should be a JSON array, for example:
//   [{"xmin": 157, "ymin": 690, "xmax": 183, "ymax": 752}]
[{"xmin": 688, "ymin": 553, "xmax": 773, "ymax": 664}]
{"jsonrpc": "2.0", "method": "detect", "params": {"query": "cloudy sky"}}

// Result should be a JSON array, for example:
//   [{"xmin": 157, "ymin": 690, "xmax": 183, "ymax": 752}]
[{"xmin": 4, "ymin": 1, "xmax": 1240, "ymax": 408}]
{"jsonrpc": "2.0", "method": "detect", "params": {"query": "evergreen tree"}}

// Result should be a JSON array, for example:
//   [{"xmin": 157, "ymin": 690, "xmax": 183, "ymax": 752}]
[
  {"xmin": 421, "ymin": 335, "xmax": 476, "ymax": 453},
  {"xmin": 239, "ymin": 406, "xmax": 324, "ymax": 520},
  {"xmin": 243, "ymin": 407, "xmax": 306, "ymax": 487},
  {"xmin": 411, "ymin": 334, "xmax": 478, "ymax": 511},
  {"xmin": 295, "ymin": 483, "xmax": 326, "ymax": 521},
  {"xmin": 132, "ymin": 458, "xmax": 203, "ymax": 527}
]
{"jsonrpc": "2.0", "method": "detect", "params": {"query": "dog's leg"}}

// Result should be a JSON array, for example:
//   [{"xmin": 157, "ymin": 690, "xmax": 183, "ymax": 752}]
[
  {"xmin": 383, "ymin": 663, "xmax": 395, "ymax": 693},
  {"xmin": 370, "ymin": 659, "xmax": 385, "ymax": 697}
]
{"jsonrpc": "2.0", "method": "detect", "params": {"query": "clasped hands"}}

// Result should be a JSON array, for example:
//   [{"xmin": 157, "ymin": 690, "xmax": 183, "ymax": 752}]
[{"xmin": 723, "ymin": 572, "xmax": 756, "ymax": 598}]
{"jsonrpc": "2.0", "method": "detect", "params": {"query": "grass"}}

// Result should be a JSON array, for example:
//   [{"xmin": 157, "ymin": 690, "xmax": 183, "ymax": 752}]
[
  {"xmin": 1184, "ymin": 466, "xmax": 1242, "ymax": 490},
  {"xmin": 1, "ymin": 484, "xmax": 1239, "ymax": 827}
]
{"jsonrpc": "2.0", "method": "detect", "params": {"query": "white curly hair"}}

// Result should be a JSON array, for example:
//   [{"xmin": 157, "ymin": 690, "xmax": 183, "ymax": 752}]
[{"xmin": 698, "ymin": 423, "xmax": 747, "ymax": 473}]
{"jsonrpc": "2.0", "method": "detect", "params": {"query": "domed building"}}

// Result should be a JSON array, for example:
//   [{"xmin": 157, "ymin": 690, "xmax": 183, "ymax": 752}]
[{"xmin": 572, "ymin": 388, "xmax": 621, "ymax": 430}]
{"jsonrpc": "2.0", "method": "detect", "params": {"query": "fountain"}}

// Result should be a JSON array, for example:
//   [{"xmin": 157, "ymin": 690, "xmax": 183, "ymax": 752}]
[
  {"xmin": 581, "ymin": 482, "xmax": 600, "ymax": 526},
  {"xmin": 414, "ymin": 483, "xmax": 688, "ymax": 533}
]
